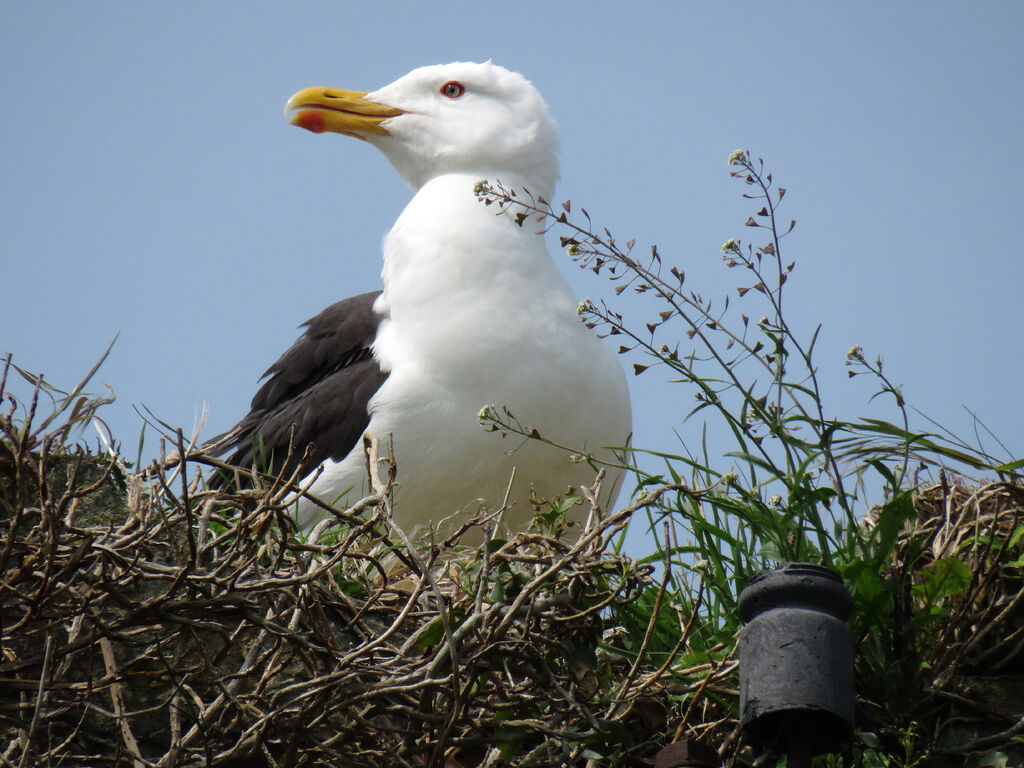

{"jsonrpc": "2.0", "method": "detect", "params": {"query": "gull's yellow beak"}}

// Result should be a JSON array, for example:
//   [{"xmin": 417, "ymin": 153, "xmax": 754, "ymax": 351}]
[{"xmin": 284, "ymin": 87, "xmax": 404, "ymax": 139}]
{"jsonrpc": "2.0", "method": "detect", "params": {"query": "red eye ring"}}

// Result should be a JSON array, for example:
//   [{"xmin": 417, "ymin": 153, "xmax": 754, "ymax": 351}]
[{"xmin": 440, "ymin": 80, "xmax": 465, "ymax": 99}]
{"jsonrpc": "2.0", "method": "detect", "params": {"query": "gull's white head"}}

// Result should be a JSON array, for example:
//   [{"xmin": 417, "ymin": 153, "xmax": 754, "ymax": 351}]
[{"xmin": 285, "ymin": 62, "xmax": 559, "ymax": 196}]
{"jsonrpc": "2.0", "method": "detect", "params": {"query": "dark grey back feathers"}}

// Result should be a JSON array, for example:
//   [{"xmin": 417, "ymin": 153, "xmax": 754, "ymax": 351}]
[{"xmin": 211, "ymin": 290, "xmax": 388, "ymax": 486}]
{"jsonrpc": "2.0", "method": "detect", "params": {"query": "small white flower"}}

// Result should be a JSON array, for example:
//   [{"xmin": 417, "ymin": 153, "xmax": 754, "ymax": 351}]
[{"xmin": 728, "ymin": 149, "xmax": 747, "ymax": 165}]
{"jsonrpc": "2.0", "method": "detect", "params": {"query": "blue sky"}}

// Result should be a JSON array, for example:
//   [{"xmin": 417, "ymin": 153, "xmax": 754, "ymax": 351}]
[{"xmin": 3, "ymin": 3, "xmax": 1021, "ymax": 523}]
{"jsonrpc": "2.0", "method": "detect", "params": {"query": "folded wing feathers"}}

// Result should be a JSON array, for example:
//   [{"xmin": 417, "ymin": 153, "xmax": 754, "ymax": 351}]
[{"xmin": 212, "ymin": 290, "xmax": 388, "ymax": 486}]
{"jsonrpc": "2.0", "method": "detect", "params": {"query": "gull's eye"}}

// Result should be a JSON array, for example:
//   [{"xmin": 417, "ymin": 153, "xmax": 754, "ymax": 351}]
[{"xmin": 440, "ymin": 81, "xmax": 465, "ymax": 99}]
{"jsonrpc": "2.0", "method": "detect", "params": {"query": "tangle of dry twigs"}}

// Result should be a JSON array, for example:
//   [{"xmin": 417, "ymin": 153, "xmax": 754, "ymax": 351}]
[{"xmin": 0, "ymin": 356, "xmax": 734, "ymax": 767}]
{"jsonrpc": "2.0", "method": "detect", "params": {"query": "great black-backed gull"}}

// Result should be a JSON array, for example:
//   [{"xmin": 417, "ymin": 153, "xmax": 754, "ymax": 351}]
[{"xmin": 216, "ymin": 62, "xmax": 631, "ymax": 533}]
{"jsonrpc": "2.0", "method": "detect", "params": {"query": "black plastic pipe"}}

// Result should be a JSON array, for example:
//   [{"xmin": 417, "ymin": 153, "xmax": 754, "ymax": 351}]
[{"xmin": 737, "ymin": 563, "xmax": 854, "ymax": 765}]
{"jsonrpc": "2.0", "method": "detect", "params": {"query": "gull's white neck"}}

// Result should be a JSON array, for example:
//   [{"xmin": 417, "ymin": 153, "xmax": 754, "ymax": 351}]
[{"xmin": 379, "ymin": 172, "xmax": 569, "ymax": 313}]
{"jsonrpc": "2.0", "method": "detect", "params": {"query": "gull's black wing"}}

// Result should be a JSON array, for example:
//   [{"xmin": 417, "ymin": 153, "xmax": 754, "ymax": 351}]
[{"xmin": 211, "ymin": 290, "xmax": 387, "ymax": 486}]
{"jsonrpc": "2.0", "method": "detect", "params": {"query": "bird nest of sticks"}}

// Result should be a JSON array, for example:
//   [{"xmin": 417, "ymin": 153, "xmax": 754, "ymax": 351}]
[
  {"xmin": 1, "ymin": 395, "xmax": 723, "ymax": 768},
  {"xmin": 4, "ymin": 354, "xmax": 1023, "ymax": 767},
  {"xmin": 869, "ymin": 477, "xmax": 1024, "ymax": 761}
]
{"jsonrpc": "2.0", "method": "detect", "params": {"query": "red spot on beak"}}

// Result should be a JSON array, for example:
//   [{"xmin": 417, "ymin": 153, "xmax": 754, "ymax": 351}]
[{"xmin": 294, "ymin": 111, "xmax": 326, "ymax": 134}]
